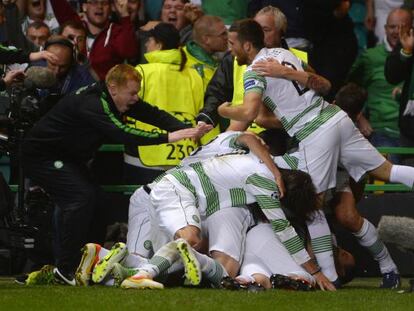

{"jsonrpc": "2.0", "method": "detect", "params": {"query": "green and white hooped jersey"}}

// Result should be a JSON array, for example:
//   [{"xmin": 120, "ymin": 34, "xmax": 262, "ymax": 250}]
[
  {"xmin": 244, "ymin": 48, "xmax": 342, "ymax": 140},
  {"xmin": 149, "ymin": 131, "xmax": 246, "ymax": 187},
  {"xmin": 165, "ymin": 152, "xmax": 311, "ymax": 265}
]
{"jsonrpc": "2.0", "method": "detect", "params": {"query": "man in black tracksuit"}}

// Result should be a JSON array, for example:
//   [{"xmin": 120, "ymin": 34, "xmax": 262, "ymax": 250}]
[{"xmin": 22, "ymin": 64, "xmax": 209, "ymax": 284}]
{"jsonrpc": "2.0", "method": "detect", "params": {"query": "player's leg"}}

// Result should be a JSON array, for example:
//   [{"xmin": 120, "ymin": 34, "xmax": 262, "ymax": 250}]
[
  {"xmin": 150, "ymin": 177, "xmax": 202, "ymax": 248},
  {"xmin": 369, "ymin": 160, "xmax": 414, "ymax": 189},
  {"xmin": 176, "ymin": 238, "xmax": 229, "ymax": 287},
  {"xmin": 127, "ymin": 186, "xmax": 153, "ymax": 258},
  {"xmin": 333, "ymin": 190, "xmax": 400, "ymax": 288},
  {"xmin": 306, "ymin": 210, "xmax": 339, "ymax": 284},
  {"xmin": 207, "ymin": 207, "xmax": 253, "ymax": 278},
  {"xmin": 338, "ymin": 116, "xmax": 414, "ymax": 189},
  {"xmin": 238, "ymin": 223, "xmax": 314, "ymax": 289},
  {"xmin": 120, "ymin": 240, "xmax": 180, "ymax": 289}
]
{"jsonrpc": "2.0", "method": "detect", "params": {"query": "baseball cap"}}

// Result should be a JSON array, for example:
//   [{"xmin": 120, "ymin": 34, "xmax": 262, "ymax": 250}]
[{"xmin": 146, "ymin": 22, "xmax": 180, "ymax": 50}]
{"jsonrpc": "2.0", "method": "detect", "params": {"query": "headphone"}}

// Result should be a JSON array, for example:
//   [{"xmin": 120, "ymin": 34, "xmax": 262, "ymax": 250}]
[{"xmin": 44, "ymin": 37, "xmax": 77, "ymax": 64}]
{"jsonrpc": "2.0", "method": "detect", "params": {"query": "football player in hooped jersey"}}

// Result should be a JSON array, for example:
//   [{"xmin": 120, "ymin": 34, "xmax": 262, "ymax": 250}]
[{"xmin": 218, "ymin": 19, "xmax": 414, "ymax": 290}]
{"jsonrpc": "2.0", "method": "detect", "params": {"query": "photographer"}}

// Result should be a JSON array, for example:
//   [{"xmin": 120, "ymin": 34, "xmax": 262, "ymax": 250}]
[
  {"xmin": 22, "ymin": 64, "xmax": 211, "ymax": 285},
  {"xmin": 31, "ymin": 35, "xmax": 95, "ymax": 98}
]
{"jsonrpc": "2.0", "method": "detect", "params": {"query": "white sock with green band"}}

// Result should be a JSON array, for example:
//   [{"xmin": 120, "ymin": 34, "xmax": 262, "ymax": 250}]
[
  {"xmin": 307, "ymin": 210, "xmax": 338, "ymax": 282},
  {"xmin": 353, "ymin": 218, "xmax": 398, "ymax": 274}
]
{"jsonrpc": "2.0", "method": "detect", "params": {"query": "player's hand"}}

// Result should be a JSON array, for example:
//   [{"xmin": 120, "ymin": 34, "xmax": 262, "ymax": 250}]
[
  {"xmin": 399, "ymin": 24, "xmax": 414, "ymax": 54},
  {"xmin": 252, "ymin": 58, "xmax": 287, "ymax": 78},
  {"xmin": 195, "ymin": 122, "xmax": 213, "ymax": 139},
  {"xmin": 3, "ymin": 70, "xmax": 25, "ymax": 86},
  {"xmin": 313, "ymin": 272, "xmax": 336, "ymax": 291},
  {"xmin": 29, "ymin": 50, "xmax": 59, "ymax": 63},
  {"xmin": 356, "ymin": 114, "xmax": 373, "ymax": 137},
  {"xmin": 274, "ymin": 173, "xmax": 285, "ymax": 199}
]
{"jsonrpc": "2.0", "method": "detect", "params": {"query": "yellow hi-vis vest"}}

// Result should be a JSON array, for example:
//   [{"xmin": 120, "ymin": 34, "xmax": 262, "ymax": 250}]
[
  {"xmin": 183, "ymin": 45, "xmax": 216, "ymax": 92},
  {"xmin": 232, "ymin": 48, "xmax": 308, "ymax": 134},
  {"xmin": 128, "ymin": 49, "xmax": 204, "ymax": 167}
]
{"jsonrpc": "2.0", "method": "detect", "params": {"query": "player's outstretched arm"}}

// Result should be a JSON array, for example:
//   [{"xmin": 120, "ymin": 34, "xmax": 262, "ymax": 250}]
[
  {"xmin": 236, "ymin": 133, "xmax": 285, "ymax": 198},
  {"xmin": 301, "ymin": 260, "xmax": 336, "ymax": 291},
  {"xmin": 218, "ymin": 92, "xmax": 262, "ymax": 122},
  {"xmin": 252, "ymin": 59, "xmax": 331, "ymax": 95}
]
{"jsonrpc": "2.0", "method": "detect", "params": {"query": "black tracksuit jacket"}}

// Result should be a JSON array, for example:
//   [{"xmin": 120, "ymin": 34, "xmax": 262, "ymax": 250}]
[{"xmin": 23, "ymin": 82, "xmax": 189, "ymax": 163}]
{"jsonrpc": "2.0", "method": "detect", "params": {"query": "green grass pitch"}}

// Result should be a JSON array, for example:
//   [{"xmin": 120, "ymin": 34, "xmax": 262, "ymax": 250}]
[{"xmin": 1, "ymin": 278, "xmax": 413, "ymax": 311}]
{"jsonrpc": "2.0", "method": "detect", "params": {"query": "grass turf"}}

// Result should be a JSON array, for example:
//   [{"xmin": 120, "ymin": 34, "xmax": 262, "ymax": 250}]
[{"xmin": 0, "ymin": 277, "xmax": 413, "ymax": 311}]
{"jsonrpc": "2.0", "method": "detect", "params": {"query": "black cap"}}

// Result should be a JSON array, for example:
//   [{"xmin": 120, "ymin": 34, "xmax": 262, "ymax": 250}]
[{"xmin": 147, "ymin": 23, "xmax": 180, "ymax": 50}]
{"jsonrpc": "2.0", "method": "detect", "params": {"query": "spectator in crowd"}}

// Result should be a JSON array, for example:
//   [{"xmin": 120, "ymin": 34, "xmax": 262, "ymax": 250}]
[
  {"xmin": 20, "ymin": 0, "xmax": 59, "ymax": 35},
  {"xmin": 348, "ymin": 8, "xmax": 411, "ymax": 164},
  {"xmin": 124, "ymin": 23, "xmax": 205, "ymax": 185},
  {"xmin": 32, "ymin": 35, "xmax": 95, "ymax": 98},
  {"xmin": 304, "ymin": 0, "xmax": 358, "ymax": 101},
  {"xmin": 26, "ymin": 21, "xmax": 50, "ymax": 48},
  {"xmin": 59, "ymin": 20, "xmax": 88, "ymax": 63},
  {"xmin": 50, "ymin": 0, "xmax": 139, "ymax": 80},
  {"xmin": 248, "ymin": 0, "xmax": 309, "ymax": 51},
  {"xmin": 365, "ymin": 0, "xmax": 404, "ymax": 45},
  {"xmin": 384, "ymin": 11, "xmax": 414, "ymax": 165},
  {"xmin": 141, "ymin": 0, "xmax": 194, "ymax": 44},
  {"xmin": 22, "ymin": 63, "xmax": 210, "ymax": 285},
  {"xmin": 183, "ymin": 15, "xmax": 228, "ymax": 90},
  {"xmin": 1, "ymin": 2, "xmax": 37, "ymax": 51},
  {"xmin": 110, "ymin": 0, "xmax": 142, "ymax": 31}
]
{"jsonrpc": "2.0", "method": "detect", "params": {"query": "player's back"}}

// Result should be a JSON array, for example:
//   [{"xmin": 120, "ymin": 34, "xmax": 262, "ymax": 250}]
[
  {"xmin": 248, "ymin": 48, "xmax": 327, "ymax": 137},
  {"xmin": 180, "ymin": 131, "xmax": 246, "ymax": 167},
  {"xmin": 181, "ymin": 152, "xmax": 273, "ymax": 215}
]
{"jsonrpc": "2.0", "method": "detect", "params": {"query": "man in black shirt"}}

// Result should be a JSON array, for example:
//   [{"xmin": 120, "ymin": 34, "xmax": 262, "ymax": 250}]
[{"xmin": 22, "ymin": 64, "xmax": 210, "ymax": 284}]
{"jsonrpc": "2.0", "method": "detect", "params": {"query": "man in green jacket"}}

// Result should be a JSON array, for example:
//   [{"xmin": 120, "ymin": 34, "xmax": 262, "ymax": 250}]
[{"xmin": 348, "ymin": 8, "xmax": 411, "ymax": 163}]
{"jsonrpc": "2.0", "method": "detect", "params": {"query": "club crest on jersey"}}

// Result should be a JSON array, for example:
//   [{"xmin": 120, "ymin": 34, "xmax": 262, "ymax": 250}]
[{"xmin": 192, "ymin": 215, "xmax": 200, "ymax": 224}]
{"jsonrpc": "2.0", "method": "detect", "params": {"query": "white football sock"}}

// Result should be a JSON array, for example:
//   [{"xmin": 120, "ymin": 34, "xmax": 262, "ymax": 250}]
[
  {"xmin": 97, "ymin": 247, "xmax": 109, "ymax": 260},
  {"xmin": 389, "ymin": 165, "xmax": 414, "ymax": 188},
  {"xmin": 307, "ymin": 210, "xmax": 338, "ymax": 282},
  {"xmin": 121, "ymin": 253, "xmax": 148, "ymax": 269},
  {"xmin": 353, "ymin": 219, "xmax": 398, "ymax": 274},
  {"xmin": 138, "ymin": 241, "xmax": 179, "ymax": 278},
  {"xmin": 192, "ymin": 249, "xmax": 228, "ymax": 287}
]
